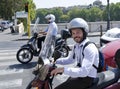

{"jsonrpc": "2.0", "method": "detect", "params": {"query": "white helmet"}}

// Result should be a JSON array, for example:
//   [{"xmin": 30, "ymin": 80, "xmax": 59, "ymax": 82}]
[
  {"xmin": 68, "ymin": 18, "xmax": 89, "ymax": 33},
  {"xmin": 45, "ymin": 14, "xmax": 55, "ymax": 22}
]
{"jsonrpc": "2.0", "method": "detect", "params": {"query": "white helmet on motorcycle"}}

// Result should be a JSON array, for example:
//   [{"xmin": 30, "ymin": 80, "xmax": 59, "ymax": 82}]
[
  {"xmin": 45, "ymin": 14, "xmax": 55, "ymax": 22},
  {"xmin": 68, "ymin": 18, "xmax": 89, "ymax": 33}
]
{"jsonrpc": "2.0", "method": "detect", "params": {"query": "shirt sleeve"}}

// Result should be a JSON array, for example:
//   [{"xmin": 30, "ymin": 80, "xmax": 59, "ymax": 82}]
[{"xmin": 44, "ymin": 28, "xmax": 48, "ymax": 32}]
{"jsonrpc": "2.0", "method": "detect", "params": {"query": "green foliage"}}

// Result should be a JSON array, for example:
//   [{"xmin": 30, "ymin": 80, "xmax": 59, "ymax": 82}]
[
  {"xmin": 35, "ymin": 9, "xmax": 49, "ymax": 24},
  {"xmin": 102, "ymin": 2, "xmax": 120, "ymax": 21},
  {"xmin": 0, "ymin": 1, "xmax": 120, "ymax": 23},
  {"xmin": 110, "ymin": 3, "xmax": 120, "ymax": 21},
  {"xmin": 68, "ymin": 7, "xmax": 81, "ymax": 20},
  {"xmin": 0, "ymin": 0, "xmax": 36, "ymax": 21},
  {"xmin": 51, "ymin": 8, "xmax": 63, "ymax": 23},
  {"xmin": 60, "ymin": 15, "xmax": 70, "ymax": 23},
  {"xmin": 87, "ymin": 7, "xmax": 102, "ymax": 22},
  {"xmin": 34, "ymin": 2, "xmax": 120, "ymax": 23}
]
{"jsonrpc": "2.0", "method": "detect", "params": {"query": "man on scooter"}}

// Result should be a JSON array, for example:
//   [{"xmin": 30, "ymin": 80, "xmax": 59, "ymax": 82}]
[
  {"xmin": 33, "ymin": 14, "xmax": 58, "ymax": 74},
  {"xmin": 37, "ymin": 14, "xmax": 58, "ymax": 52},
  {"xmin": 51, "ymin": 18, "xmax": 99, "ymax": 89}
]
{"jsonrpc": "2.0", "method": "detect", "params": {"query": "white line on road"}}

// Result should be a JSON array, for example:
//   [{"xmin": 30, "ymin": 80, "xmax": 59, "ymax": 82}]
[
  {"xmin": 0, "ymin": 52, "xmax": 16, "ymax": 56},
  {"xmin": 0, "ymin": 69, "xmax": 23, "ymax": 75},
  {"xmin": 0, "ymin": 56, "xmax": 16, "ymax": 61},
  {"xmin": 0, "ymin": 49, "xmax": 17, "ymax": 53},
  {"xmin": 0, "ymin": 61, "xmax": 20, "ymax": 66},
  {"xmin": 0, "ymin": 79, "xmax": 22, "ymax": 89}
]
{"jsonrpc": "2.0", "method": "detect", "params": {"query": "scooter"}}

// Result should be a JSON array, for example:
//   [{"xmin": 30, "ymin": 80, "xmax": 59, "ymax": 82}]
[
  {"xmin": 26, "ymin": 62, "xmax": 120, "ymax": 89},
  {"xmin": 16, "ymin": 32, "xmax": 39, "ymax": 64},
  {"xmin": 16, "ymin": 17, "xmax": 40, "ymax": 64},
  {"xmin": 26, "ymin": 49, "xmax": 120, "ymax": 89},
  {"xmin": 16, "ymin": 21, "xmax": 71, "ymax": 64},
  {"xmin": 54, "ymin": 29, "xmax": 71, "ymax": 58}
]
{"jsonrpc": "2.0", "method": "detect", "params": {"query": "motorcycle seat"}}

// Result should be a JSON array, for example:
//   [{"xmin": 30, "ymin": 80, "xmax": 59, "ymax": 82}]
[{"xmin": 88, "ymin": 68, "xmax": 120, "ymax": 89}]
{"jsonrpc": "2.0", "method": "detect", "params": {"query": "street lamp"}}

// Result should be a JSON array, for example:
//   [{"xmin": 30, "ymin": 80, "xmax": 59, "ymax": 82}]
[{"xmin": 107, "ymin": 0, "xmax": 110, "ymax": 30}]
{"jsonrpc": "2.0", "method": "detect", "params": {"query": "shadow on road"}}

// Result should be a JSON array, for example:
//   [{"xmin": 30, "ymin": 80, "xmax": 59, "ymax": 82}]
[{"xmin": 8, "ymin": 61, "xmax": 37, "ymax": 70}]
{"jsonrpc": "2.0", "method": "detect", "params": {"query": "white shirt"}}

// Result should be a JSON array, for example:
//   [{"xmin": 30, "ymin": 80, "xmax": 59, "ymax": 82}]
[
  {"xmin": 44, "ymin": 22, "xmax": 58, "ymax": 36},
  {"xmin": 56, "ymin": 38, "xmax": 99, "ymax": 78}
]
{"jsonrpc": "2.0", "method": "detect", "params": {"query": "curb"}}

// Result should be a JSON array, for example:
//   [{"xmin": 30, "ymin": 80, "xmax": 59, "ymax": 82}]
[{"xmin": 15, "ymin": 32, "xmax": 103, "ymax": 41}]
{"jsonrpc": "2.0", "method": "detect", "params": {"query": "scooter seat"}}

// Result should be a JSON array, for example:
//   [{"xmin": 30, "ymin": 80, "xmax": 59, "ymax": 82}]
[{"xmin": 88, "ymin": 68, "xmax": 120, "ymax": 89}]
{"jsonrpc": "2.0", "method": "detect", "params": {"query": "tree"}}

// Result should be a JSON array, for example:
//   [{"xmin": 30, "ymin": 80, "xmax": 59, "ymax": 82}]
[
  {"xmin": 110, "ymin": 3, "xmax": 120, "ymax": 21},
  {"xmin": 67, "ymin": 7, "xmax": 82, "ymax": 20},
  {"xmin": 35, "ymin": 9, "xmax": 49, "ymax": 24},
  {"xmin": 60, "ymin": 15, "xmax": 70, "ymax": 23},
  {"xmin": 51, "ymin": 8, "xmax": 63, "ymax": 23},
  {"xmin": 34, "ymin": 2, "xmax": 120, "ymax": 23},
  {"xmin": 103, "ymin": 2, "xmax": 120, "ymax": 21},
  {"xmin": 0, "ymin": 0, "xmax": 36, "ymax": 21},
  {"xmin": 87, "ymin": 7, "xmax": 102, "ymax": 21}
]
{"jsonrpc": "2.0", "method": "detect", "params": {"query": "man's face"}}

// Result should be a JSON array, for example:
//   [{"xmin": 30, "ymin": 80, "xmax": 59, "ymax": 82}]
[
  {"xmin": 46, "ymin": 18, "xmax": 51, "ymax": 23},
  {"xmin": 71, "ymin": 28, "xmax": 83, "ymax": 43}
]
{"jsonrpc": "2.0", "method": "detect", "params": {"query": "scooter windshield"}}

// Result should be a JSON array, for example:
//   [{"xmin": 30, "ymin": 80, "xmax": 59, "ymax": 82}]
[{"xmin": 39, "ymin": 26, "xmax": 55, "ymax": 65}]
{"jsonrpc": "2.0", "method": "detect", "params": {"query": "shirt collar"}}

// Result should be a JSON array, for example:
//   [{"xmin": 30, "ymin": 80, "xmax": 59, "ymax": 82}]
[{"xmin": 75, "ymin": 38, "xmax": 90, "ymax": 47}]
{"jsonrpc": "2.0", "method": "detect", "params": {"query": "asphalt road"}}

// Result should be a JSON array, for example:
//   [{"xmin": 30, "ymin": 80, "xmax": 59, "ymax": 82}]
[{"xmin": 0, "ymin": 29, "xmax": 37, "ymax": 89}]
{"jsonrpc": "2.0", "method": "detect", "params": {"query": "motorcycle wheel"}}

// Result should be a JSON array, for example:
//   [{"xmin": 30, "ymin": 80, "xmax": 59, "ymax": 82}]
[{"xmin": 16, "ymin": 48, "xmax": 33, "ymax": 64}]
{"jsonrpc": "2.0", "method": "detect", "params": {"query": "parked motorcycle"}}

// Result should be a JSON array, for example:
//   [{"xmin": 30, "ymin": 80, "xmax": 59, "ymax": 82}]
[
  {"xmin": 54, "ymin": 29, "xmax": 71, "ymax": 58},
  {"xmin": 16, "ymin": 28, "xmax": 71, "ymax": 64}
]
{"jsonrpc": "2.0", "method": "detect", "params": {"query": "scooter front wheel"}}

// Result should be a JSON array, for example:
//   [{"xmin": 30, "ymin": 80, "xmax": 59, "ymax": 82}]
[{"xmin": 16, "ymin": 48, "xmax": 33, "ymax": 64}]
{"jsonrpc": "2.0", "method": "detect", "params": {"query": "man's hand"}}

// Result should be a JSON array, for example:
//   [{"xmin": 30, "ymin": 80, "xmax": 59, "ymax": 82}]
[
  {"xmin": 50, "ymin": 67, "xmax": 64, "ymax": 76},
  {"xmin": 49, "ymin": 58, "xmax": 55, "ymax": 63}
]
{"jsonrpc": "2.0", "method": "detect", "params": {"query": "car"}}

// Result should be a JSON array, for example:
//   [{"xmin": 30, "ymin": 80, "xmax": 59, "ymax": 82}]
[
  {"xmin": 100, "ymin": 27, "xmax": 120, "ymax": 46},
  {"xmin": 0, "ymin": 20, "xmax": 12, "ymax": 29},
  {"xmin": 100, "ymin": 39, "xmax": 120, "ymax": 70},
  {"xmin": 0, "ymin": 21, "xmax": 4, "ymax": 31},
  {"xmin": 0, "ymin": 26, "xmax": 4, "ymax": 31}
]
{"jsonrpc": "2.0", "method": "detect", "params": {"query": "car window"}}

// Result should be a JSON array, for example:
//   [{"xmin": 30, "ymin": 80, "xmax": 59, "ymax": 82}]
[{"xmin": 2, "ymin": 22, "xmax": 6, "ymax": 24}]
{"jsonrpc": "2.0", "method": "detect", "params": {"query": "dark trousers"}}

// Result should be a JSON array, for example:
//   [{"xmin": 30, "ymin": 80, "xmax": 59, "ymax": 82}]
[
  {"xmin": 37, "ymin": 36, "xmax": 46, "ymax": 50},
  {"xmin": 55, "ymin": 77, "xmax": 94, "ymax": 89}
]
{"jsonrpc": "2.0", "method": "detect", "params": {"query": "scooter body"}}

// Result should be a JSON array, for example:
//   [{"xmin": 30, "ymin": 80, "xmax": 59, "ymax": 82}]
[
  {"xmin": 16, "ymin": 33, "xmax": 39, "ymax": 64},
  {"xmin": 22, "ymin": 35, "xmax": 38, "ymax": 55}
]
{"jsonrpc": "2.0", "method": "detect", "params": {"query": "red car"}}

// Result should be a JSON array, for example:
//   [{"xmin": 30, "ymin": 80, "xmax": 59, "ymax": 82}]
[{"xmin": 100, "ymin": 39, "xmax": 120, "ymax": 69}]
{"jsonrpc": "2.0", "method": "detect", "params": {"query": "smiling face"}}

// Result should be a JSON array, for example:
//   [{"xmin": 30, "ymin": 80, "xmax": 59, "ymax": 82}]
[{"xmin": 71, "ymin": 28, "xmax": 84, "ymax": 43}]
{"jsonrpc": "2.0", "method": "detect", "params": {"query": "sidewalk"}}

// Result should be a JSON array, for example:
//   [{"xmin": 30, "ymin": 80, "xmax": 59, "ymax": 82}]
[
  {"xmin": 16, "ymin": 31, "xmax": 104, "ymax": 41},
  {"xmin": 1, "ymin": 27, "xmax": 105, "ymax": 42}
]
